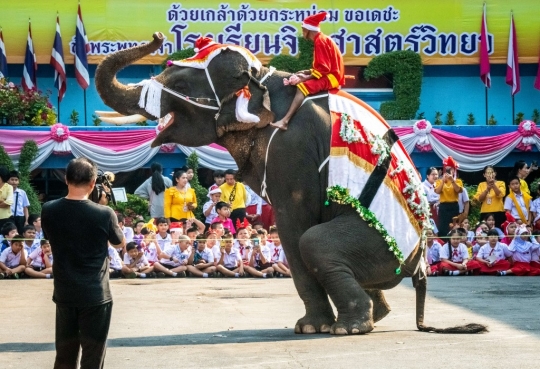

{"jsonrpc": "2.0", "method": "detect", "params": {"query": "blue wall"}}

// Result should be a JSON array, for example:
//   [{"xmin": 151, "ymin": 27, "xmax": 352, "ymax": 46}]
[{"xmin": 4, "ymin": 61, "xmax": 540, "ymax": 126}]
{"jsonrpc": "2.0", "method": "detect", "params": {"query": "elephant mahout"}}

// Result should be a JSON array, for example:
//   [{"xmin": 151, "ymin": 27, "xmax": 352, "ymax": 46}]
[{"xmin": 95, "ymin": 33, "xmax": 486, "ymax": 335}]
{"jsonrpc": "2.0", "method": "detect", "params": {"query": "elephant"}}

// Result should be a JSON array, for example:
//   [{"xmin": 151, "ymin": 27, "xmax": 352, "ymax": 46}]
[{"xmin": 95, "ymin": 33, "xmax": 486, "ymax": 335}]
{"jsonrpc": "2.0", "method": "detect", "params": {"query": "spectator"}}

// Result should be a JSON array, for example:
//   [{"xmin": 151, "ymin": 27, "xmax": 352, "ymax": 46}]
[
  {"xmin": 153, "ymin": 235, "xmax": 190, "ymax": 278},
  {"xmin": 0, "ymin": 234, "xmax": 26, "ymax": 279},
  {"xmin": 203, "ymin": 185, "xmax": 222, "ymax": 227},
  {"xmin": 510, "ymin": 160, "xmax": 536, "ymax": 196},
  {"xmin": 425, "ymin": 228, "xmax": 442, "ymax": 276},
  {"xmin": 155, "ymin": 217, "xmax": 172, "ymax": 252},
  {"xmin": 233, "ymin": 227, "xmax": 252, "ymax": 265},
  {"xmin": 439, "ymin": 229, "xmax": 470, "ymax": 276},
  {"xmin": 473, "ymin": 229, "xmax": 512, "ymax": 275},
  {"xmin": 498, "ymin": 226, "xmax": 540, "ymax": 276},
  {"xmin": 140, "ymin": 227, "xmax": 161, "ymax": 266},
  {"xmin": 132, "ymin": 219, "xmax": 145, "ymax": 247},
  {"xmin": 211, "ymin": 202, "xmax": 236, "ymax": 235},
  {"xmin": 0, "ymin": 166, "xmax": 14, "ymax": 230},
  {"xmin": 40, "ymin": 157, "xmax": 125, "ymax": 369},
  {"xmin": 216, "ymin": 233, "xmax": 244, "ymax": 277},
  {"xmin": 245, "ymin": 184, "xmax": 275, "ymax": 231},
  {"xmin": 0, "ymin": 222, "xmax": 17, "ymax": 252},
  {"xmin": 422, "ymin": 167, "xmax": 440, "ymax": 226},
  {"xmin": 208, "ymin": 170, "xmax": 225, "ymax": 192},
  {"xmin": 180, "ymin": 165, "xmax": 194, "ymax": 189},
  {"xmin": 456, "ymin": 188, "xmax": 470, "ymax": 226},
  {"xmin": 8, "ymin": 170, "xmax": 30, "ymax": 235},
  {"xmin": 117, "ymin": 214, "xmax": 134, "ymax": 244},
  {"xmin": 108, "ymin": 244, "xmax": 134, "ymax": 279},
  {"xmin": 164, "ymin": 170, "xmax": 197, "ymax": 222},
  {"xmin": 245, "ymin": 234, "xmax": 274, "ymax": 278},
  {"xmin": 482, "ymin": 213, "xmax": 504, "ymax": 239},
  {"xmin": 219, "ymin": 169, "xmax": 249, "ymax": 227},
  {"xmin": 123, "ymin": 242, "xmax": 154, "ymax": 278},
  {"xmin": 267, "ymin": 228, "xmax": 291, "ymax": 277},
  {"xmin": 434, "ymin": 157, "xmax": 463, "ymax": 238},
  {"xmin": 460, "ymin": 218, "xmax": 475, "ymax": 243},
  {"xmin": 205, "ymin": 231, "xmax": 221, "ymax": 265},
  {"xmin": 504, "ymin": 176, "xmax": 531, "ymax": 225},
  {"xmin": 28, "ymin": 214, "xmax": 43, "ymax": 241},
  {"xmin": 25, "ymin": 239, "xmax": 53, "ymax": 279},
  {"xmin": 474, "ymin": 166, "xmax": 506, "ymax": 227},
  {"xmin": 500, "ymin": 213, "xmax": 518, "ymax": 246},
  {"xmin": 21, "ymin": 225, "xmax": 39, "ymax": 254},
  {"xmin": 134, "ymin": 162, "xmax": 172, "ymax": 219},
  {"xmin": 530, "ymin": 181, "xmax": 540, "ymax": 230},
  {"xmin": 186, "ymin": 235, "xmax": 216, "ymax": 277},
  {"xmin": 210, "ymin": 221, "xmax": 225, "ymax": 239}
]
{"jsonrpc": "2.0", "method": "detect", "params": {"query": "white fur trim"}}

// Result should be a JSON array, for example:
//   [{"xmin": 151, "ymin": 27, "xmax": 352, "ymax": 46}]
[
  {"xmin": 130, "ymin": 79, "xmax": 162, "ymax": 118},
  {"xmin": 235, "ymin": 91, "xmax": 260, "ymax": 123},
  {"xmin": 172, "ymin": 45, "xmax": 262, "ymax": 71},
  {"xmin": 302, "ymin": 23, "xmax": 320, "ymax": 32}
]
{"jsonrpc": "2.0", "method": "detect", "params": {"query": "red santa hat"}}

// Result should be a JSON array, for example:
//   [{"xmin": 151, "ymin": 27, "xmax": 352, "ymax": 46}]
[
  {"xmin": 208, "ymin": 185, "xmax": 222, "ymax": 195},
  {"xmin": 442, "ymin": 156, "xmax": 459, "ymax": 169},
  {"xmin": 194, "ymin": 36, "xmax": 217, "ymax": 53},
  {"xmin": 169, "ymin": 222, "xmax": 183, "ymax": 234},
  {"xmin": 302, "ymin": 12, "xmax": 327, "ymax": 32},
  {"xmin": 501, "ymin": 212, "xmax": 517, "ymax": 235}
]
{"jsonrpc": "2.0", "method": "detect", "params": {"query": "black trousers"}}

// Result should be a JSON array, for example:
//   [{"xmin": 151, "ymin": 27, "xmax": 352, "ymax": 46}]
[
  {"xmin": 10, "ymin": 215, "xmax": 26, "ymax": 235},
  {"xmin": 437, "ymin": 202, "xmax": 459, "ymax": 238},
  {"xmin": 54, "ymin": 302, "xmax": 113, "ymax": 369},
  {"xmin": 230, "ymin": 208, "xmax": 247, "ymax": 229}
]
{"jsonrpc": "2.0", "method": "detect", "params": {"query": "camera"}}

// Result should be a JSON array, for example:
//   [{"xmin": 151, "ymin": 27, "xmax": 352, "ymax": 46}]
[
  {"xmin": 90, "ymin": 169, "xmax": 116, "ymax": 205},
  {"xmin": 253, "ymin": 239, "xmax": 260, "ymax": 247},
  {"xmin": 193, "ymin": 240, "xmax": 199, "ymax": 248},
  {"xmin": 445, "ymin": 168, "xmax": 452, "ymax": 174}
]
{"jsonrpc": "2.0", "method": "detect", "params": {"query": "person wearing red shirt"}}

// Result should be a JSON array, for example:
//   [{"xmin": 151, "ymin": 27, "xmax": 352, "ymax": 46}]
[{"xmin": 271, "ymin": 11, "xmax": 344, "ymax": 131}]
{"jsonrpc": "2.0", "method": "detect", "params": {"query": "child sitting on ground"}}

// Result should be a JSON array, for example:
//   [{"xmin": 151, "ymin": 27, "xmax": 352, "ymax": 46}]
[
  {"xmin": 123, "ymin": 242, "xmax": 155, "ymax": 278},
  {"xmin": 156, "ymin": 217, "xmax": 172, "ymax": 252},
  {"xmin": 460, "ymin": 218, "xmax": 476, "ymax": 243},
  {"xmin": 108, "ymin": 243, "xmax": 136, "ymax": 279},
  {"xmin": 25, "ymin": 239, "xmax": 53, "ymax": 279},
  {"xmin": 117, "ymin": 214, "xmax": 134, "ymax": 244},
  {"xmin": 244, "ymin": 234, "xmax": 274, "ymax": 278},
  {"xmin": 153, "ymin": 235, "xmax": 190, "ymax": 278},
  {"xmin": 425, "ymin": 228, "xmax": 442, "ymax": 276},
  {"xmin": 28, "ymin": 214, "xmax": 43, "ymax": 241},
  {"xmin": 140, "ymin": 227, "xmax": 162, "ymax": 265},
  {"xmin": 132, "ymin": 220, "xmax": 145, "ymax": 247},
  {"xmin": 211, "ymin": 202, "xmax": 236, "ymax": 235},
  {"xmin": 439, "ymin": 229, "xmax": 470, "ymax": 276},
  {"xmin": 0, "ymin": 234, "xmax": 27, "ymax": 279},
  {"xmin": 186, "ymin": 235, "xmax": 216, "ymax": 278},
  {"xmin": 267, "ymin": 227, "xmax": 291, "ymax": 277},
  {"xmin": 0, "ymin": 222, "xmax": 17, "ymax": 252},
  {"xmin": 216, "ymin": 233, "xmax": 244, "ymax": 277},
  {"xmin": 21, "ymin": 225, "xmax": 38, "ymax": 255},
  {"xmin": 471, "ymin": 229, "xmax": 512, "ymax": 275},
  {"xmin": 531, "ymin": 231, "xmax": 540, "ymax": 271},
  {"xmin": 233, "ymin": 227, "xmax": 252, "ymax": 265},
  {"xmin": 498, "ymin": 226, "xmax": 540, "ymax": 276}
]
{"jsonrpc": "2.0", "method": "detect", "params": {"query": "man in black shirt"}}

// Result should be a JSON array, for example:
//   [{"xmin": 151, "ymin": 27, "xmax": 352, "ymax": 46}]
[{"xmin": 42, "ymin": 158, "xmax": 124, "ymax": 369}]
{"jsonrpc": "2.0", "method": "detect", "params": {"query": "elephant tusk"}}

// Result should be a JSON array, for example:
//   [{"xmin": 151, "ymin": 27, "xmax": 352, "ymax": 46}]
[
  {"xmin": 98, "ymin": 114, "xmax": 148, "ymax": 125},
  {"xmin": 94, "ymin": 110, "xmax": 126, "ymax": 118}
]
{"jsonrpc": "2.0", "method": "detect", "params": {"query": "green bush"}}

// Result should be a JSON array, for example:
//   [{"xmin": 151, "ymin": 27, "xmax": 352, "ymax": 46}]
[
  {"xmin": 187, "ymin": 151, "xmax": 209, "ymax": 222},
  {"xmin": 109, "ymin": 193, "xmax": 150, "ymax": 227},
  {"xmin": 464, "ymin": 183, "xmax": 480, "ymax": 227},
  {"xmin": 364, "ymin": 50, "xmax": 422, "ymax": 120},
  {"xmin": 268, "ymin": 37, "xmax": 314, "ymax": 73}
]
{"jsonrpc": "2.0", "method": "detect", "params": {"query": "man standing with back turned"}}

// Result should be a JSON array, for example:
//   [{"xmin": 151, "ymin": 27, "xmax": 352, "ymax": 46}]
[{"xmin": 42, "ymin": 158, "xmax": 124, "ymax": 369}]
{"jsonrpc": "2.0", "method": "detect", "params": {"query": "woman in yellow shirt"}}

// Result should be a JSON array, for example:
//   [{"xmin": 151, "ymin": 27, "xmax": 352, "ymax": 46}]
[
  {"xmin": 473, "ymin": 165, "xmax": 506, "ymax": 227},
  {"xmin": 164, "ymin": 170, "xmax": 197, "ymax": 221},
  {"xmin": 0, "ymin": 166, "xmax": 14, "ymax": 229},
  {"xmin": 434, "ymin": 157, "xmax": 463, "ymax": 238}
]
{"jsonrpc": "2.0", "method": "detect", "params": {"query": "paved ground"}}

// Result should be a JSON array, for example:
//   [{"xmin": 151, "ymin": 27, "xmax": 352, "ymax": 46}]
[{"xmin": 1, "ymin": 276, "xmax": 539, "ymax": 368}]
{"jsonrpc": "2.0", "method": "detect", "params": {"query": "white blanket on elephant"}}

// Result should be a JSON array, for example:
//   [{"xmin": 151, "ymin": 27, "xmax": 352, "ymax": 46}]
[{"xmin": 327, "ymin": 91, "xmax": 430, "ymax": 261}]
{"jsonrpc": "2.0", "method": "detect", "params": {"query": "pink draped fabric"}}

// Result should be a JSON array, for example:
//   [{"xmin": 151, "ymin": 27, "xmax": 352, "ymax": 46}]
[
  {"xmin": 430, "ymin": 130, "xmax": 520, "ymax": 155},
  {"xmin": 1, "ymin": 130, "xmax": 51, "ymax": 154},
  {"xmin": 392, "ymin": 127, "xmax": 413, "ymax": 136},
  {"xmin": 70, "ymin": 129, "xmax": 157, "ymax": 152}
]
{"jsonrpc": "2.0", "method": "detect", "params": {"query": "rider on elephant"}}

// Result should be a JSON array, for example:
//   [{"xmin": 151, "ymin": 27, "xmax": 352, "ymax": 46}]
[{"xmin": 270, "ymin": 11, "xmax": 345, "ymax": 131}]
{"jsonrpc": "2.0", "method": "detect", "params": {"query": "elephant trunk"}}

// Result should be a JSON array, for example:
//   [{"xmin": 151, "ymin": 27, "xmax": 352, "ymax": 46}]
[{"xmin": 95, "ymin": 32, "xmax": 166, "ymax": 118}]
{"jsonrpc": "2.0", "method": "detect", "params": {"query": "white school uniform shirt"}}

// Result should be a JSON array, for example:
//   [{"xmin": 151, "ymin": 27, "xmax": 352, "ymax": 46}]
[
  {"xmin": 233, "ymin": 240, "xmax": 252, "ymax": 262},
  {"xmin": 210, "ymin": 244, "xmax": 222, "ymax": 262},
  {"xmin": 10, "ymin": 188, "xmax": 30, "ymax": 216},
  {"xmin": 123, "ymin": 253, "xmax": 149, "ymax": 269},
  {"xmin": 531, "ymin": 198, "xmax": 540, "ymax": 223},
  {"xmin": 203, "ymin": 200, "xmax": 218, "ymax": 224},
  {"xmin": 458, "ymin": 189, "xmax": 469, "ymax": 214},
  {"xmin": 439, "ymin": 243, "xmax": 469, "ymax": 263},
  {"xmin": 28, "ymin": 248, "xmax": 53, "ymax": 268},
  {"xmin": 108, "ymin": 245, "xmax": 123, "ymax": 270},
  {"xmin": 426, "ymin": 241, "xmax": 442, "ymax": 265},
  {"xmin": 476, "ymin": 243, "xmax": 512, "ymax": 263},
  {"xmin": 24, "ymin": 241, "xmax": 40, "ymax": 255},
  {"xmin": 0, "ymin": 247, "xmax": 27, "ymax": 268},
  {"xmin": 156, "ymin": 233, "xmax": 172, "ymax": 252},
  {"xmin": 245, "ymin": 185, "xmax": 267, "ymax": 215},
  {"xmin": 270, "ymin": 244, "xmax": 284, "ymax": 263},
  {"xmin": 531, "ymin": 248, "xmax": 539, "ymax": 262},
  {"xmin": 143, "ymin": 241, "xmax": 159, "ymax": 263},
  {"xmin": 254, "ymin": 245, "xmax": 272, "ymax": 264},
  {"xmin": 422, "ymin": 180, "xmax": 440, "ymax": 204},
  {"xmin": 122, "ymin": 227, "xmax": 134, "ymax": 243},
  {"xmin": 160, "ymin": 244, "xmax": 190, "ymax": 267},
  {"xmin": 221, "ymin": 249, "xmax": 242, "ymax": 268},
  {"xmin": 509, "ymin": 242, "xmax": 539, "ymax": 263},
  {"xmin": 504, "ymin": 193, "xmax": 529, "ymax": 221},
  {"xmin": 194, "ymin": 247, "xmax": 215, "ymax": 264},
  {"xmin": 278, "ymin": 248, "xmax": 288, "ymax": 266}
]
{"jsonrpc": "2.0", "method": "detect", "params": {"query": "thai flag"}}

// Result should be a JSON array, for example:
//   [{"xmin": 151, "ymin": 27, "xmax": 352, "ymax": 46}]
[
  {"xmin": 22, "ymin": 21, "xmax": 37, "ymax": 92},
  {"xmin": 0, "ymin": 28, "xmax": 7, "ymax": 78},
  {"xmin": 479, "ymin": 3, "xmax": 491, "ymax": 88},
  {"xmin": 505, "ymin": 13, "xmax": 520, "ymax": 96},
  {"xmin": 74, "ymin": 4, "xmax": 90, "ymax": 89},
  {"xmin": 50, "ymin": 15, "xmax": 67, "ymax": 101}
]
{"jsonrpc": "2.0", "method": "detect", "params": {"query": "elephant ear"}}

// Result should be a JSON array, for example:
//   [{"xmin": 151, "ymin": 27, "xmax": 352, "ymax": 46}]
[{"xmin": 216, "ymin": 75, "xmax": 274, "ymax": 130}]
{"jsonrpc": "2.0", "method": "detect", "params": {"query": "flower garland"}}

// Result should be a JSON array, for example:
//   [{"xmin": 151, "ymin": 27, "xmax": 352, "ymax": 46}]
[
  {"xmin": 339, "ymin": 113, "xmax": 365, "ymax": 144},
  {"xmin": 326, "ymin": 185, "xmax": 404, "ymax": 274},
  {"xmin": 369, "ymin": 134, "xmax": 391, "ymax": 166}
]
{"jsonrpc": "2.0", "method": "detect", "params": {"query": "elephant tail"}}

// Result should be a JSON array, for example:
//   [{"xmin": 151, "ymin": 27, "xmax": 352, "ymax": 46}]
[{"xmin": 412, "ymin": 272, "xmax": 488, "ymax": 334}]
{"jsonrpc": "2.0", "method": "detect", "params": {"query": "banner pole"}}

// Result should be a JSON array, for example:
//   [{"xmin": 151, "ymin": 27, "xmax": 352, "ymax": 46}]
[
  {"xmin": 485, "ymin": 86, "xmax": 488, "ymax": 125},
  {"xmin": 512, "ymin": 95, "xmax": 515, "ymax": 125},
  {"xmin": 57, "ymin": 95, "xmax": 61, "ymax": 123},
  {"xmin": 84, "ymin": 89, "xmax": 87, "ymax": 126}
]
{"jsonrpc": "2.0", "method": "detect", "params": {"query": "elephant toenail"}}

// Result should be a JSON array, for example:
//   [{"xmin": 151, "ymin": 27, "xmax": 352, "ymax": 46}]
[
  {"xmin": 320, "ymin": 324, "xmax": 331, "ymax": 333},
  {"xmin": 302, "ymin": 325, "xmax": 316, "ymax": 334},
  {"xmin": 333, "ymin": 327, "xmax": 348, "ymax": 335},
  {"xmin": 351, "ymin": 328, "xmax": 360, "ymax": 334}
]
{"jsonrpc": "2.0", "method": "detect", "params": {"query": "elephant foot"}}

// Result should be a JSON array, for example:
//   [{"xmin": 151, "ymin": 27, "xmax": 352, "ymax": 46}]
[
  {"xmin": 330, "ymin": 315, "xmax": 374, "ymax": 335},
  {"xmin": 294, "ymin": 312, "xmax": 335, "ymax": 334}
]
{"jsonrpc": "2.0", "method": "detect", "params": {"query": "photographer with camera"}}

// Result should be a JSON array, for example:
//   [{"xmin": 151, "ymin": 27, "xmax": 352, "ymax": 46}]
[
  {"xmin": 434, "ymin": 156, "xmax": 464, "ymax": 238},
  {"xmin": 42, "ymin": 158, "xmax": 124, "ymax": 369}
]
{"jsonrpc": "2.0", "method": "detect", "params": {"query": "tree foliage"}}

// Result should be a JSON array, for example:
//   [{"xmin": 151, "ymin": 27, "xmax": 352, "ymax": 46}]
[
  {"xmin": 364, "ymin": 50, "xmax": 423, "ymax": 120},
  {"xmin": 187, "ymin": 151, "xmax": 209, "ymax": 221},
  {"xmin": 268, "ymin": 37, "xmax": 314, "ymax": 73}
]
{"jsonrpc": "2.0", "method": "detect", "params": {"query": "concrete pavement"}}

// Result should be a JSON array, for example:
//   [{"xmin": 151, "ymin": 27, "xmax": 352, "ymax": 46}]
[{"xmin": 0, "ymin": 276, "xmax": 539, "ymax": 368}]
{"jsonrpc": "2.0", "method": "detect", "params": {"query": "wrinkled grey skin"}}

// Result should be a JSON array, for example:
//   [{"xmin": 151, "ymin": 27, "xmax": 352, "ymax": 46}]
[{"xmin": 95, "ymin": 33, "xmax": 485, "ymax": 335}]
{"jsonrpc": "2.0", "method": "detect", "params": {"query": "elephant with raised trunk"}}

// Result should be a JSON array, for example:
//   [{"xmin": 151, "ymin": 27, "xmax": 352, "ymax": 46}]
[{"xmin": 95, "ymin": 33, "xmax": 485, "ymax": 335}]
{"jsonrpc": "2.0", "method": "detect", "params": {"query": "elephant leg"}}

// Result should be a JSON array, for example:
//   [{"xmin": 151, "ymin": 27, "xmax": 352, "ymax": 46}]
[{"xmin": 365, "ymin": 289, "xmax": 391, "ymax": 323}]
